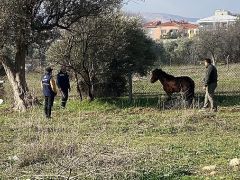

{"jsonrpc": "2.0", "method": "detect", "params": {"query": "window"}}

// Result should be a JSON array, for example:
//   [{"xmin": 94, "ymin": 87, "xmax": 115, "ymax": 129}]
[{"xmin": 161, "ymin": 30, "xmax": 167, "ymax": 34}]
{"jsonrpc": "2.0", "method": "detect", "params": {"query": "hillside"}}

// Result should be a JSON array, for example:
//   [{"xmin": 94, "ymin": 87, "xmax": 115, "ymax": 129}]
[{"xmin": 136, "ymin": 12, "xmax": 199, "ymax": 23}]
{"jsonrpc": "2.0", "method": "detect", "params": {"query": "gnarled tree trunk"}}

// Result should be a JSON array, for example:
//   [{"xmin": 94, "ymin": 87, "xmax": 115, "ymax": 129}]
[{"xmin": 1, "ymin": 43, "xmax": 35, "ymax": 111}]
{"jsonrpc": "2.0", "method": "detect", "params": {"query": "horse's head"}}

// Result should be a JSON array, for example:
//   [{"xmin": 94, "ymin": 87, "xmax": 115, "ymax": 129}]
[{"xmin": 150, "ymin": 69, "xmax": 163, "ymax": 83}]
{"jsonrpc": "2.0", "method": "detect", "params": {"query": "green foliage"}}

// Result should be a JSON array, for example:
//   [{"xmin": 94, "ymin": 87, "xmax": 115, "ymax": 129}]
[
  {"xmin": 47, "ymin": 13, "xmax": 158, "ymax": 98},
  {"xmin": 123, "ymin": 23, "xmax": 157, "ymax": 75},
  {"xmin": 156, "ymin": 39, "xmax": 197, "ymax": 66},
  {"xmin": 155, "ymin": 21, "xmax": 240, "ymax": 65}
]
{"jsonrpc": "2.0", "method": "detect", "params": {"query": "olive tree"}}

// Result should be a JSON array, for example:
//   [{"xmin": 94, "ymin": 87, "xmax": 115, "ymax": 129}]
[
  {"xmin": 0, "ymin": 0, "xmax": 121, "ymax": 111},
  {"xmin": 48, "ymin": 12, "xmax": 157, "ymax": 100}
]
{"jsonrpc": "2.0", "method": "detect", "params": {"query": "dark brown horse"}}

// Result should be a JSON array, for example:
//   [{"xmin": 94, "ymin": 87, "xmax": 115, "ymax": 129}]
[{"xmin": 150, "ymin": 69, "xmax": 195, "ymax": 106}]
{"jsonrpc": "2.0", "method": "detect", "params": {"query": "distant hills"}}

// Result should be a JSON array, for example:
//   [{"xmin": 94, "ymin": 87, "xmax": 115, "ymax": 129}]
[{"xmin": 133, "ymin": 12, "xmax": 200, "ymax": 23}]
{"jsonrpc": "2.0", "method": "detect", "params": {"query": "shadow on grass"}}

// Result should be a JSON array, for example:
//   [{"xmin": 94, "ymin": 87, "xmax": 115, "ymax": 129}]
[
  {"xmin": 100, "ymin": 96, "xmax": 160, "ymax": 109},
  {"xmin": 100, "ymin": 93, "xmax": 240, "ymax": 110},
  {"xmin": 215, "ymin": 94, "xmax": 240, "ymax": 107}
]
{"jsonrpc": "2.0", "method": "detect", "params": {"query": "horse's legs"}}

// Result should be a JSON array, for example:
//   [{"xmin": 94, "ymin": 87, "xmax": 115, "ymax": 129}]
[
  {"xmin": 181, "ymin": 91, "xmax": 187, "ymax": 107},
  {"xmin": 181, "ymin": 89, "xmax": 192, "ymax": 108}
]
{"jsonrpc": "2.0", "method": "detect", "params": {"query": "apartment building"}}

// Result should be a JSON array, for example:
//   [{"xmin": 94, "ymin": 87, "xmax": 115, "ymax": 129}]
[
  {"xmin": 144, "ymin": 20, "xmax": 199, "ymax": 40},
  {"xmin": 197, "ymin": 10, "xmax": 238, "ymax": 30}
]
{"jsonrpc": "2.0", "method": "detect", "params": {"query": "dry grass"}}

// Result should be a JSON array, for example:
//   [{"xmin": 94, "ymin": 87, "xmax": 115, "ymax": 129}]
[
  {"xmin": 0, "ymin": 65, "xmax": 240, "ymax": 179},
  {"xmin": 1, "ymin": 100, "xmax": 240, "ymax": 179}
]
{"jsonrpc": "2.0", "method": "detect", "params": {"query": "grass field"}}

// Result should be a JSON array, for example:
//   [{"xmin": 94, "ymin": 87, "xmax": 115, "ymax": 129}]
[
  {"xmin": 0, "ymin": 66, "xmax": 240, "ymax": 179},
  {"xmin": 0, "ymin": 98, "xmax": 240, "ymax": 179}
]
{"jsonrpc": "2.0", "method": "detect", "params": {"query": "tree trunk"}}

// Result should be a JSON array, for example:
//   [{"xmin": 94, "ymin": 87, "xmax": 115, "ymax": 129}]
[
  {"xmin": 1, "ymin": 43, "xmax": 36, "ymax": 111},
  {"xmin": 82, "ymin": 66, "xmax": 94, "ymax": 101},
  {"xmin": 87, "ymin": 83, "xmax": 94, "ymax": 101},
  {"xmin": 226, "ymin": 55, "xmax": 230, "ymax": 71},
  {"xmin": 74, "ymin": 72, "xmax": 82, "ymax": 101},
  {"xmin": 210, "ymin": 52, "xmax": 216, "ymax": 66},
  {"xmin": 39, "ymin": 47, "xmax": 46, "ymax": 67},
  {"xmin": 128, "ymin": 72, "xmax": 133, "ymax": 102},
  {"xmin": 2, "ymin": 62, "xmax": 27, "ymax": 111}
]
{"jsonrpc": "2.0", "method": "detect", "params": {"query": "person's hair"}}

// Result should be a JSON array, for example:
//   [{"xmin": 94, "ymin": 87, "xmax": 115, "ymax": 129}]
[
  {"xmin": 204, "ymin": 58, "xmax": 212, "ymax": 64},
  {"xmin": 61, "ymin": 65, "xmax": 66, "ymax": 70},
  {"xmin": 45, "ymin": 67, "xmax": 53, "ymax": 73}
]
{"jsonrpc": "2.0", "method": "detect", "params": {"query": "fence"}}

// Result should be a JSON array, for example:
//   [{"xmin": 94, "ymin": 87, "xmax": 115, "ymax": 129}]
[{"xmin": 132, "ymin": 64, "xmax": 240, "ymax": 97}]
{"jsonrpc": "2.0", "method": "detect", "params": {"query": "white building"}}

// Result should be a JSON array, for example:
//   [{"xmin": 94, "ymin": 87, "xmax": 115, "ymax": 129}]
[{"xmin": 197, "ymin": 10, "xmax": 238, "ymax": 30}]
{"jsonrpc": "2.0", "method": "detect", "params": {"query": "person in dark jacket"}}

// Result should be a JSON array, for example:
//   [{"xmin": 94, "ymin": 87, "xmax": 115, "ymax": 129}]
[
  {"xmin": 41, "ymin": 67, "xmax": 57, "ymax": 118},
  {"xmin": 57, "ymin": 65, "xmax": 71, "ymax": 108},
  {"xmin": 202, "ymin": 58, "xmax": 218, "ymax": 112}
]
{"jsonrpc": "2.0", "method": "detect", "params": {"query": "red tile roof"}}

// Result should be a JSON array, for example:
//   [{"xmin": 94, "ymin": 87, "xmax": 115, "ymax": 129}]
[
  {"xmin": 160, "ymin": 20, "xmax": 198, "ymax": 29},
  {"xmin": 182, "ymin": 23, "xmax": 198, "ymax": 29},
  {"xmin": 144, "ymin": 21, "xmax": 161, "ymax": 28},
  {"xmin": 144, "ymin": 20, "xmax": 198, "ymax": 29},
  {"xmin": 160, "ymin": 22, "xmax": 178, "ymax": 26}
]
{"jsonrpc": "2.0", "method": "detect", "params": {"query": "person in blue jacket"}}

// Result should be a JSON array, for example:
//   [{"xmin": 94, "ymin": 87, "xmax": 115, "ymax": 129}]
[
  {"xmin": 57, "ymin": 65, "xmax": 71, "ymax": 108},
  {"xmin": 41, "ymin": 67, "xmax": 57, "ymax": 118}
]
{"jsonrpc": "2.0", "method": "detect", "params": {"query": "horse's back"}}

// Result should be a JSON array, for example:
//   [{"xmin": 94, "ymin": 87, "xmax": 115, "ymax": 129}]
[
  {"xmin": 176, "ymin": 76, "xmax": 195, "ymax": 97},
  {"xmin": 177, "ymin": 76, "xmax": 195, "ymax": 86}
]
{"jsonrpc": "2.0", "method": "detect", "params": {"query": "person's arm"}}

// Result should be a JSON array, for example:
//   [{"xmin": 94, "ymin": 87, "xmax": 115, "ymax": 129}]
[
  {"xmin": 50, "ymin": 78, "xmax": 57, "ymax": 94},
  {"xmin": 204, "ymin": 65, "xmax": 213, "ymax": 86}
]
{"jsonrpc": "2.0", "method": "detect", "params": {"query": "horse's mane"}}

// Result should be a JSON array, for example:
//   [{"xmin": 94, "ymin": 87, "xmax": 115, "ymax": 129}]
[{"xmin": 156, "ymin": 69, "xmax": 175, "ymax": 80}]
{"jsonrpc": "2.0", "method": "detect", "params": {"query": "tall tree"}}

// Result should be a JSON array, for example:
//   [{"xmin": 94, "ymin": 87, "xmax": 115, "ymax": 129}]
[
  {"xmin": 0, "ymin": 0, "xmax": 121, "ymax": 111},
  {"xmin": 47, "ymin": 13, "xmax": 157, "ymax": 100},
  {"xmin": 196, "ymin": 30, "xmax": 224, "ymax": 65}
]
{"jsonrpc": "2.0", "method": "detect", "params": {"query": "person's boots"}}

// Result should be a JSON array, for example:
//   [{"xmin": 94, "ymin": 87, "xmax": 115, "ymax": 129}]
[
  {"xmin": 46, "ymin": 108, "xmax": 52, "ymax": 118},
  {"xmin": 61, "ymin": 100, "xmax": 66, "ymax": 108},
  {"xmin": 44, "ymin": 107, "xmax": 48, "ymax": 117}
]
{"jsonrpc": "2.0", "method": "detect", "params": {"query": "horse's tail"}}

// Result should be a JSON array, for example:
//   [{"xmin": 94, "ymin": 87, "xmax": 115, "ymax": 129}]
[
  {"xmin": 189, "ymin": 79, "xmax": 196, "ymax": 106},
  {"xmin": 185, "ymin": 78, "xmax": 195, "ymax": 107},
  {"xmin": 190, "ymin": 78, "xmax": 195, "ymax": 99}
]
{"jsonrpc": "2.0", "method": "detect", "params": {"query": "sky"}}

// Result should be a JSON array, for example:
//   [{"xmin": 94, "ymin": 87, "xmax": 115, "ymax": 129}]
[{"xmin": 123, "ymin": 0, "xmax": 240, "ymax": 18}]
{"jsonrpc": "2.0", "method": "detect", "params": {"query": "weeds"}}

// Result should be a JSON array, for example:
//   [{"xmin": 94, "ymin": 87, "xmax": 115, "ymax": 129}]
[{"xmin": 0, "ymin": 99, "xmax": 240, "ymax": 179}]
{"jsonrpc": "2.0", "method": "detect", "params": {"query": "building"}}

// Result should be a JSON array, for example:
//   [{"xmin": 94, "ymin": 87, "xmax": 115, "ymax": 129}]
[
  {"xmin": 143, "ymin": 21, "xmax": 162, "ymax": 40},
  {"xmin": 144, "ymin": 20, "xmax": 199, "ymax": 41},
  {"xmin": 159, "ymin": 21, "xmax": 199, "ymax": 39},
  {"xmin": 197, "ymin": 10, "xmax": 238, "ymax": 30}
]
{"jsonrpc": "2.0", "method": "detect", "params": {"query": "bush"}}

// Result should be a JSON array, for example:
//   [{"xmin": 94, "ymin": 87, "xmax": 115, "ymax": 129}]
[{"xmin": 79, "ymin": 75, "xmax": 127, "ymax": 98}]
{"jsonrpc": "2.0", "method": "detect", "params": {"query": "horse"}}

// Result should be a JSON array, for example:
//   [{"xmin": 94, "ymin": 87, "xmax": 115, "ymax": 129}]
[{"xmin": 150, "ymin": 68, "xmax": 195, "ymax": 107}]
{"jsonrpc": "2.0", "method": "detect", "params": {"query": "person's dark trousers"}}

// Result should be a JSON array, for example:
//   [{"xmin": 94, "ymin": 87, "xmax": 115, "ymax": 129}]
[
  {"xmin": 61, "ymin": 90, "xmax": 68, "ymax": 108},
  {"xmin": 44, "ymin": 96, "xmax": 54, "ymax": 118}
]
